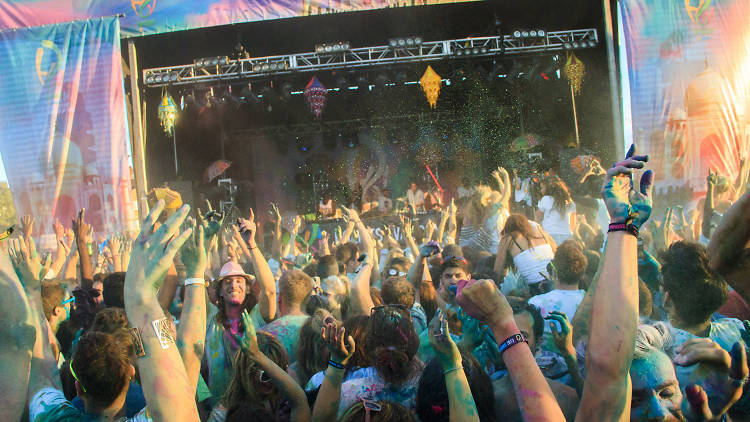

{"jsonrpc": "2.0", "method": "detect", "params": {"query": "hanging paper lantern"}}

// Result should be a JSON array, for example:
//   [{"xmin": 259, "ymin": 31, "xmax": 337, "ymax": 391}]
[
  {"xmin": 158, "ymin": 90, "xmax": 177, "ymax": 136},
  {"xmin": 419, "ymin": 65, "xmax": 441, "ymax": 109},
  {"xmin": 304, "ymin": 76, "xmax": 327, "ymax": 119},
  {"xmin": 564, "ymin": 52, "xmax": 585, "ymax": 96}
]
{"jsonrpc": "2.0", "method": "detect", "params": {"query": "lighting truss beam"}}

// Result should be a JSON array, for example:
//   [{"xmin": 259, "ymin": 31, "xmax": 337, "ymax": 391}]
[{"xmin": 143, "ymin": 28, "xmax": 597, "ymax": 87}]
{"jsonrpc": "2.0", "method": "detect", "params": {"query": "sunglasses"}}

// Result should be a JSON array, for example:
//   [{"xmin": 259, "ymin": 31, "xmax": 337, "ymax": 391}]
[
  {"xmin": 61, "ymin": 296, "xmax": 74, "ymax": 306},
  {"xmin": 441, "ymin": 255, "xmax": 468, "ymax": 265},
  {"xmin": 387, "ymin": 268, "xmax": 407, "ymax": 277},
  {"xmin": 370, "ymin": 304, "xmax": 412, "ymax": 321}
]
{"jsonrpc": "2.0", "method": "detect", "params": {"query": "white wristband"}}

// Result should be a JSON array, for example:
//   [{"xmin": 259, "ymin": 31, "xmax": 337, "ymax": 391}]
[{"xmin": 184, "ymin": 277, "xmax": 206, "ymax": 287}]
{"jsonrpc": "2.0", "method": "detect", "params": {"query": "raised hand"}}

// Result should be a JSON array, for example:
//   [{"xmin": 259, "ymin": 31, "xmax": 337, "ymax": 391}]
[
  {"xmin": 429, "ymin": 311, "xmax": 462, "ymax": 369},
  {"xmin": 707, "ymin": 169, "xmax": 718, "ymax": 188},
  {"xmin": 125, "ymin": 201, "xmax": 191, "ymax": 299},
  {"xmin": 52, "ymin": 219, "xmax": 64, "ymax": 241},
  {"xmin": 72, "ymin": 209, "xmax": 92, "ymax": 246},
  {"xmin": 9, "ymin": 237, "xmax": 50, "ymax": 291},
  {"xmin": 457, "ymin": 308, "xmax": 486, "ymax": 351},
  {"xmin": 653, "ymin": 208, "xmax": 674, "ymax": 253},
  {"xmin": 341, "ymin": 206, "xmax": 361, "ymax": 224},
  {"xmin": 237, "ymin": 208, "xmax": 258, "ymax": 249},
  {"xmin": 270, "ymin": 202, "xmax": 281, "ymax": 222},
  {"xmin": 235, "ymin": 309, "xmax": 260, "ymax": 357},
  {"xmin": 675, "ymin": 339, "xmax": 748, "ymax": 419},
  {"xmin": 180, "ymin": 220, "xmax": 206, "ymax": 279},
  {"xmin": 198, "ymin": 199, "xmax": 224, "ymax": 240},
  {"xmin": 321, "ymin": 321, "xmax": 355, "ymax": 365},
  {"xmin": 455, "ymin": 279, "xmax": 514, "ymax": 328},
  {"xmin": 545, "ymin": 311, "xmax": 575, "ymax": 358},
  {"xmin": 20, "ymin": 215, "xmax": 34, "ymax": 241},
  {"xmin": 109, "ymin": 234, "xmax": 122, "ymax": 256},
  {"xmin": 601, "ymin": 144, "xmax": 653, "ymax": 228},
  {"xmin": 449, "ymin": 198, "xmax": 458, "ymax": 216}
]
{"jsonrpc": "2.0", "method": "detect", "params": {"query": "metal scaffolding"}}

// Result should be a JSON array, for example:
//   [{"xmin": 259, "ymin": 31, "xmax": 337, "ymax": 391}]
[{"xmin": 143, "ymin": 28, "xmax": 598, "ymax": 88}]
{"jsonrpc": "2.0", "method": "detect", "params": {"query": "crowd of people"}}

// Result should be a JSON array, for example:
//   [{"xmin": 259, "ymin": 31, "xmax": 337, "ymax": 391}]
[{"xmin": 4, "ymin": 144, "xmax": 750, "ymax": 422}]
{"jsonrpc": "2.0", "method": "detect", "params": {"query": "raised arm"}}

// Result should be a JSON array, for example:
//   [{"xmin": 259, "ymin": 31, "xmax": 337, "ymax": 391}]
[
  {"xmin": 270, "ymin": 203, "xmax": 284, "ymax": 261},
  {"xmin": 238, "ymin": 310, "xmax": 311, "ymax": 422},
  {"xmin": 238, "ymin": 209, "xmax": 277, "ymax": 322},
  {"xmin": 312, "ymin": 321, "xmax": 356, "ymax": 422},
  {"xmin": 72, "ymin": 209, "xmax": 93, "ymax": 288},
  {"xmin": 457, "ymin": 278, "xmax": 565, "ymax": 421},
  {"xmin": 708, "ymin": 188, "xmax": 750, "ymax": 303},
  {"xmin": 702, "ymin": 170, "xmax": 717, "ymax": 240},
  {"xmin": 576, "ymin": 146, "xmax": 652, "ymax": 422},
  {"xmin": 124, "ymin": 201, "xmax": 199, "ymax": 421},
  {"xmin": 6, "ymin": 236, "xmax": 55, "ymax": 421},
  {"xmin": 429, "ymin": 312, "xmax": 481, "ymax": 422},
  {"xmin": 545, "ymin": 311, "xmax": 584, "ymax": 396},
  {"xmin": 178, "ymin": 220, "xmax": 208, "ymax": 395}
]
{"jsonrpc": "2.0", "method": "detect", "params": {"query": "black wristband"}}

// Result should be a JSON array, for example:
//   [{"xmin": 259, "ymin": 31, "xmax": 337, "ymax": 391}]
[
  {"xmin": 608, "ymin": 222, "xmax": 639, "ymax": 238},
  {"xmin": 499, "ymin": 333, "xmax": 527, "ymax": 354}
]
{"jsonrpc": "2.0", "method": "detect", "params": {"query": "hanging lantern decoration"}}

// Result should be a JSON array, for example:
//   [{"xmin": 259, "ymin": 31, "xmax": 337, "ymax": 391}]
[
  {"xmin": 419, "ymin": 65, "xmax": 441, "ymax": 109},
  {"xmin": 564, "ymin": 52, "xmax": 585, "ymax": 96},
  {"xmin": 158, "ymin": 90, "xmax": 178, "ymax": 136},
  {"xmin": 304, "ymin": 76, "xmax": 327, "ymax": 119}
]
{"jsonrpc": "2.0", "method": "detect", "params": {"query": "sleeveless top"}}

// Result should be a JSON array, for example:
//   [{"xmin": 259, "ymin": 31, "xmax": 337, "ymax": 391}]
[{"xmin": 509, "ymin": 236, "xmax": 554, "ymax": 285}]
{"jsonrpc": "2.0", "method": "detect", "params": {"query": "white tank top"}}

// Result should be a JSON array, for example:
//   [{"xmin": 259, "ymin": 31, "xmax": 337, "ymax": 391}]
[{"xmin": 512, "ymin": 243, "xmax": 554, "ymax": 285}]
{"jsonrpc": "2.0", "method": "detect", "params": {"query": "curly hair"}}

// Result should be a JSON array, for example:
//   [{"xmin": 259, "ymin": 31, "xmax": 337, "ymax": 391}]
[
  {"xmin": 222, "ymin": 332, "xmax": 288, "ymax": 414},
  {"xmin": 365, "ymin": 305, "xmax": 420, "ymax": 385},
  {"xmin": 553, "ymin": 240, "xmax": 587, "ymax": 287},
  {"xmin": 660, "ymin": 241, "xmax": 728, "ymax": 327}
]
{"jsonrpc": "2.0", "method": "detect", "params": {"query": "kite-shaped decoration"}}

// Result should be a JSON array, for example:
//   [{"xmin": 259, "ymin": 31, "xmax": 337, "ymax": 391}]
[
  {"xmin": 158, "ymin": 90, "xmax": 177, "ymax": 136},
  {"xmin": 304, "ymin": 76, "xmax": 328, "ymax": 119},
  {"xmin": 204, "ymin": 159, "xmax": 231, "ymax": 183},
  {"xmin": 564, "ymin": 52, "xmax": 585, "ymax": 96},
  {"xmin": 419, "ymin": 65, "xmax": 441, "ymax": 109}
]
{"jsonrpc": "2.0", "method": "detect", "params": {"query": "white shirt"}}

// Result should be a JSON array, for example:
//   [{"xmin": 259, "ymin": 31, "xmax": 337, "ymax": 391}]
[
  {"xmin": 538, "ymin": 195, "xmax": 576, "ymax": 236},
  {"xmin": 406, "ymin": 189, "xmax": 424, "ymax": 208},
  {"xmin": 528, "ymin": 289, "xmax": 585, "ymax": 352}
]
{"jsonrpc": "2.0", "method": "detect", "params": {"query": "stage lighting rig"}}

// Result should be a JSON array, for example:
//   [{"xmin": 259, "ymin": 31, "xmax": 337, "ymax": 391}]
[
  {"xmin": 388, "ymin": 36, "xmax": 423, "ymax": 49},
  {"xmin": 315, "ymin": 42, "xmax": 351, "ymax": 54},
  {"xmin": 512, "ymin": 29, "xmax": 546, "ymax": 38},
  {"xmin": 145, "ymin": 71, "xmax": 180, "ymax": 85},
  {"xmin": 453, "ymin": 45, "xmax": 489, "ymax": 57},
  {"xmin": 194, "ymin": 56, "xmax": 229, "ymax": 68},
  {"xmin": 251, "ymin": 59, "xmax": 290, "ymax": 73}
]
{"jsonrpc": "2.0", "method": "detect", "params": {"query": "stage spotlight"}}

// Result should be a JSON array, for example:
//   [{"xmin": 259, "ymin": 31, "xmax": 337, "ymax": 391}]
[
  {"xmin": 521, "ymin": 30, "xmax": 529, "ymax": 37},
  {"xmin": 315, "ymin": 42, "xmax": 351, "ymax": 54},
  {"xmin": 563, "ymin": 42, "xmax": 572, "ymax": 50},
  {"xmin": 587, "ymin": 39, "xmax": 597, "ymax": 48},
  {"xmin": 513, "ymin": 30, "xmax": 521, "ymax": 37},
  {"xmin": 538, "ymin": 29, "xmax": 546, "ymax": 37},
  {"xmin": 388, "ymin": 36, "xmax": 423, "ymax": 49},
  {"xmin": 572, "ymin": 41, "xmax": 580, "ymax": 49}
]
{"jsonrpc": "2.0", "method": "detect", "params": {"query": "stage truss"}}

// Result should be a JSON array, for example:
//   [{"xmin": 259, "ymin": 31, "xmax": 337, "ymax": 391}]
[{"xmin": 143, "ymin": 28, "xmax": 598, "ymax": 87}]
